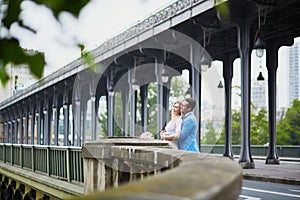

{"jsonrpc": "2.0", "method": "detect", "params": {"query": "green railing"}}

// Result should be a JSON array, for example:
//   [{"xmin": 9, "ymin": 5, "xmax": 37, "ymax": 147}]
[
  {"xmin": 201, "ymin": 144, "xmax": 300, "ymax": 158},
  {"xmin": 0, "ymin": 143, "xmax": 84, "ymax": 183}
]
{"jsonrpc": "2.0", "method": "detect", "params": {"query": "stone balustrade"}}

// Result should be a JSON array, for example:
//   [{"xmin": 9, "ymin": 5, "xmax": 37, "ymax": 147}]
[{"xmin": 80, "ymin": 138, "xmax": 242, "ymax": 199}]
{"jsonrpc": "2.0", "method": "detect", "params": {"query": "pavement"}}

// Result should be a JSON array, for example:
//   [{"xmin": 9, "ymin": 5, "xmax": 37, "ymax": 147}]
[{"xmin": 240, "ymin": 157, "xmax": 300, "ymax": 185}]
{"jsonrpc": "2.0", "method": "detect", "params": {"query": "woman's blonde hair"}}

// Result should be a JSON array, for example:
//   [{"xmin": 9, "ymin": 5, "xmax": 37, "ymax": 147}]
[{"xmin": 172, "ymin": 101, "xmax": 182, "ymax": 117}]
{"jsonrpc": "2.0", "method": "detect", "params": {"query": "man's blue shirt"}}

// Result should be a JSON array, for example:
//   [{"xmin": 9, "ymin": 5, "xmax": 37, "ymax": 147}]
[{"xmin": 178, "ymin": 112, "xmax": 199, "ymax": 152}]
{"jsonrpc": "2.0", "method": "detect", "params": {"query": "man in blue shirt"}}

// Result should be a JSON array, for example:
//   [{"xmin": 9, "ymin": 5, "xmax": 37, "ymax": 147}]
[{"xmin": 178, "ymin": 98, "xmax": 199, "ymax": 152}]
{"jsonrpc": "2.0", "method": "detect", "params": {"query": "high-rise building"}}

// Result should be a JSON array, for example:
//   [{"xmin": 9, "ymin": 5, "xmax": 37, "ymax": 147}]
[
  {"xmin": 288, "ymin": 42, "xmax": 300, "ymax": 107},
  {"xmin": 251, "ymin": 79, "xmax": 267, "ymax": 109},
  {"xmin": 0, "ymin": 50, "xmax": 42, "ymax": 102}
]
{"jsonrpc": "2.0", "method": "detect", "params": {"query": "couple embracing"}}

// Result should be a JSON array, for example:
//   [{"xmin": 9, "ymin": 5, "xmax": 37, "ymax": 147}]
[{"xmin": 160, "ymin": 98, "xmax": 199, "ymax": 152}]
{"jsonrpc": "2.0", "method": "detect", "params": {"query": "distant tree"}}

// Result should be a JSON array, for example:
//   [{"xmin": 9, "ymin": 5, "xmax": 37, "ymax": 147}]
[
  {"xmin": 250, "ymin": 104, "xmax": 268, "ymax": 145},
  {"xmin": 98, "ymin": 92, "xmax": 124, "ymax": 138},
  {"xmin": 0, "ymin": 0, "xmax": 90, "ymax": 85},
  {"xmin": 218, "ymin": 103, "xmax": 268, "ymax": 145},
  {"xmin": 169, "ymin": 76, "xmax": 188, "ymax": 102},
  {"xmin": 218, "ymin": 108, "xmax": 242, "ymax": 145},
  {"xmin": 202, "ymin": 120, "xmax": 219, "ymax": 144},
  {"xmin": 277, "ymin": 99, "xmax": 300, "ymax": 145}
]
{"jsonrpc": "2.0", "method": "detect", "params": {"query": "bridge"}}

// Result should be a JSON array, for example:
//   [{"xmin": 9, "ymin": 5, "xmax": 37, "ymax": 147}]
[{"xmin": 0, "ymin": 0, "xmax": 300, "ymax": 199}]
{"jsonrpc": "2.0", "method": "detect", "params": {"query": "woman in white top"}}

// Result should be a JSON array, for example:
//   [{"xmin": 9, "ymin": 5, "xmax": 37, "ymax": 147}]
[{"xmin": 160, "ymin": 101, "xmax": 182, "ymax": 149}]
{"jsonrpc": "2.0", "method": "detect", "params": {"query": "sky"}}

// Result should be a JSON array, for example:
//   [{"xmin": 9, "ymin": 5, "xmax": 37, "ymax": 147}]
[
  {"xmin": 10, "ymin": 0, "xmax": 173, "ymax": 75},
  {"xmin": 9, "ymin": 0, "xmax": 300, "ymax": 108}
]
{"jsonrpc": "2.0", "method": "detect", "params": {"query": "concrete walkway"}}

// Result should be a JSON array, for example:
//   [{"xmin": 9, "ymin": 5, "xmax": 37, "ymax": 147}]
[{"xmin": 241, "ymin": 159, "xmax": 300, "ymax": 185}]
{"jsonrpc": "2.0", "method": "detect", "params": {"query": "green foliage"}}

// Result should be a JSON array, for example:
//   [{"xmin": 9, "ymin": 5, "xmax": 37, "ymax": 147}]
[
  {"xmin": 218, "ymin": 104, "xmax": 269, "ymax": 145},
  {"xmin": 34, "ymin": 0, "xmax": 89, "ymax": 19},
  {"xmin": 250, "ymin": 104, "xmax": 268, "ymax": 145},
  {"xmin": 0, "ymin": 0, "xmax": 90, "ymax": 85},
  {"xmin": 98, "ymin": 93, "xmax": 123, "ymax": 138},
  {"xmin": 169, "ymin": 76, "xmax": 187, "ymax": 101},
  {"xmin": 277, "ymin": 99, "xmax": 300, "ymax": 145},
  {"xmin": 202, "ymin": 120, "xmax": 220, "ymax": 144},
  {"xmin": 145, "ymin": 83, "xmax": 158, "ymax": 137},
  {"xmin": 215, "ymin": 0, "xmax": 230, "ymax": 21}
]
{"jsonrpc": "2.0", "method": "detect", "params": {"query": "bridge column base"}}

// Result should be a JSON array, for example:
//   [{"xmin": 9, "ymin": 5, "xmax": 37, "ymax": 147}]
[
  {"xmin": 239, "ymin": 162, "xmax": 255, "ymax": 169},
  {"xmin": 266, "ymin": 158, "xmax": 280, "ymax": 165}
]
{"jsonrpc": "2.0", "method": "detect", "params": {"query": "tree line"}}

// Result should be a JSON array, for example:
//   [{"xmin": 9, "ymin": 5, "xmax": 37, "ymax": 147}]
[{"xmin": 202, "ymin": 99, "xmax": 300, "ymax": 145}]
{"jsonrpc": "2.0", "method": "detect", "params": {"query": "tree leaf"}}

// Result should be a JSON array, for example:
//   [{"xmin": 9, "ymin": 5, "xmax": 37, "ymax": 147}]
[
  {"xmin": 0, "ymin": 62, "xmax": 9, "ymax": 86},
  {"xmin": 3, "ymin": 0, "xmax": 22, "ymax": 28},
  {"xmin": 0, "ymin": 38, "xmax": 45, "ymax": 81},
  {"xmin": 27, "ymin": 52, "xmax": 45, "ymax": 78},
  {"xmin": 33, "ymin": 0, "xmax": 90, "ymax": 19}
]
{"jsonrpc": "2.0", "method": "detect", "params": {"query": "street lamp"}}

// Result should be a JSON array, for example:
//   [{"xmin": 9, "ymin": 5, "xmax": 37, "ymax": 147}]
[
  {"xmin": 200, "ymin": 55, "xmax": 211, "ymax": 72},
  {"xmin": 253, "ymin": 5, "xmax": 266, "ymax": 58},
  {"xmin": 14, "ymin": 75, "xmax": 18, "ymax": 95},
  {"xmin": 257, "ymin": 70, "xmax": 265, "ymax": 85},
  {"xmin": 253, "ymin": 5, "xmax": 266, "ymax": 85},
  {"xmin": 108, "ymin": 67, "xmax": 114, "ymax": 96},
  {"xmin": 161, "ymin": 66, "xmax": 169, "ymax": 83},
  {"xmin": 200, "ymin": 27, "xmax": 211, "ymax": 72},
  {"xmin": 131, "ymin": 69, "xmax": 139, "ymax": 91},
  {"xmin": 217, "ymin": 80, "xmax": 223, "ymax": 89}
]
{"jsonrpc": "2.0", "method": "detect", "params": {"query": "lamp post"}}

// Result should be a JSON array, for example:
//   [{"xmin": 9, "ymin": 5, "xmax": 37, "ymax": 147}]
[
  {"xmin": 257, "ymin": 71, "xmax": 265, "ymax": 85},
  {"xmin": 108, "ymin": 67, "xmax": 115, "ymax": 96},
  {"xmin": 161, "ymin": 66, "xmax": 169, "ymax": 83},
  {"xmin": 131, "ymin": 70, "xmax": 139, "ymax": 91},
  {"xmin": 200, "ymin": 27, "xmax": 211, "ymax": 72},
  {"xmin": 253, "ymin": 5, "xmax": 265, "ymax": 85},
  {"xmin": 14, "ymin": 75, "xmax": 18, "ymax": 95}
]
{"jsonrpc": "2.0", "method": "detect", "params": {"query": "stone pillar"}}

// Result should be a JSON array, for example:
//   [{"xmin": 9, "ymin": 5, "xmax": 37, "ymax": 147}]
[
  {"xmin": 163, "ymin": 80, "xmax": 170, "ymax": 125},
  {"xmin": 4, "ymin": 122, "xmax": 8, "ymax": 143},
  {"xmin": 140, "ymin": 84, "xmax": 148, "ymax": 133},
  {"xmin": 265, "ymin": 39, "xmax": 288, "ymax": 165},
  {"xmin": 30, "ymin": 103, "xmax": 35, "ymax": 145},
  {"xmin": 19, "ymin": 108, "xmax": 23, "ymax": 144},
  {"xmin": 24, "ymin": 105, "xmax": 29, "ymax": 144},
  {"xmin": 74, "ymin": 100, "xmax": 81, "ymax": 146},
  {"xmin": 129, "ymin": 90, "xmax": 136, "ymax": 137},
  {"xmin": 0, "ymin": 114, "xmax": 4, "ymax": 143},
  {"xmin": 53, "ymin": 94, "xmax": 60, "ymax": 146},
  {"xmin": 107, "ymin": 76, "xmax": 115, "ymax": 138},
  {"xmin": 190, "ymin": 43, "xmax": 201, "ymax": 148},
  {"xmin": 156, "ymin": 60, "xmax": 164, "ymax": 139},
  {"xmin": 83, "ymin": 159, "xmax": 106, "ymax": 194},
  {"xmin": 81, "ymin": 100, "xmax": 87, "ymax": 145},
  {"xmin": 90, "ymin": 96, "xmax": 97, "ymax": 141},
  {"xmin": 43, "ymin": 92, "xmax": 51, "ymax": 145},
  {"xmin": 112, "ymin": 159, "xmax": 119, "ymax": 188},
  {"xmin": 14, "ymin": 111, "xmax": 18, "ymax": 144},
  {"xmin": 63, "ymin": 86, "xmax": 70, "ymax": 146},
  {"xmin": 9, "ymin": 121, "xmax": 12, "ymax": 143},
  {"xmin": 36, "ymin": 99, "xmax": 43, "ymax": 145},
  {"xmin": 222, "ymin": 54, "xmax": 234, "ymax": 158},
  {"xmin": 122, "ymin": 89, "xmax": 129, "ymax": 136},
  {"xmin": 237, "ymin": 18, "xmax": 255, "ymax": 169}
]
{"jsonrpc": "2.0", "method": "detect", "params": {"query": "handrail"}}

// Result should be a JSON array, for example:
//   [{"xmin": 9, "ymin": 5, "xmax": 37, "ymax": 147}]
[{"xmin": 0, "ymin": 143, "xmax": 83, "ymax": 183}]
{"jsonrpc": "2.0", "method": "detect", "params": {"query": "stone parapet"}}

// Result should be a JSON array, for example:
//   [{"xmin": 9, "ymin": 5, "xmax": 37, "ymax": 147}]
[{"xmin": 80, "ymin": 138, "xmax": 242, "ymax": 200}]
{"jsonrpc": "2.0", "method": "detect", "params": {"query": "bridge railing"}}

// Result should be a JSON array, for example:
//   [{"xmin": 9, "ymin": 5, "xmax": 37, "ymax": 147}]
[
  {"xmin": 0, "ymin": 143, "xmax": 84, "ymax": 183},
  {"xmin": 201, "ymin": 144, "xmax": 300, "ymax": 158}
]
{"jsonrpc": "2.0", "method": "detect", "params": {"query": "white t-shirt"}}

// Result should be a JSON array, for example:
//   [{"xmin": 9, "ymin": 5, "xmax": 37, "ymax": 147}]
[
  {"xmin": 165, "ymin": 117, "xmax": 182, "ymax": 135},
  {"xmin": 165, "ymin": 116, "xmax": 182, "ymax": 149}
]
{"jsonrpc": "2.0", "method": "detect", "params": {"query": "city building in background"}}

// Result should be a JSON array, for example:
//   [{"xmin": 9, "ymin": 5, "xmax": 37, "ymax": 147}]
[
  {"xmin": 251, "ymin": 80, "xmax": 267, "ymax": 109},
  {"xmin": 0, "ymin": 49, "xmax": 42, "ymax": 103},
  {"xmin": 288, "ymin": 42, "xmax": 300, "ymax": 107}
]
